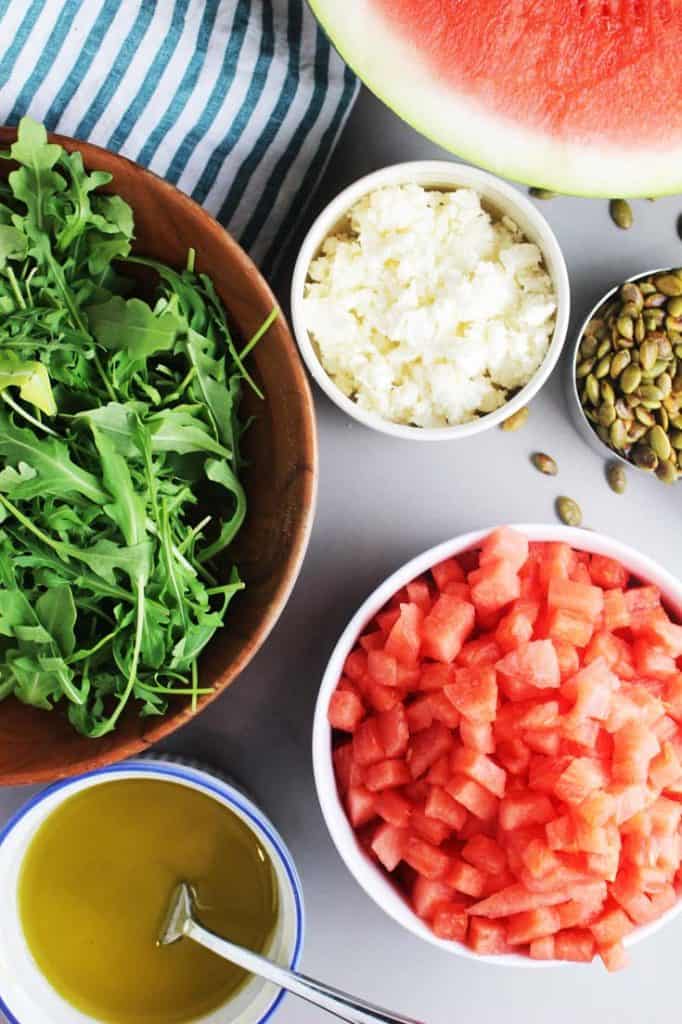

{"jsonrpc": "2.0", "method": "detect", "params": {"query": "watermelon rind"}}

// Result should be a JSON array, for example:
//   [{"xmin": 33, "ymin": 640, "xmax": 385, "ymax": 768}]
[{"xmin": 308, "ymin": 0, "xmax": 682, "ymax": 198}]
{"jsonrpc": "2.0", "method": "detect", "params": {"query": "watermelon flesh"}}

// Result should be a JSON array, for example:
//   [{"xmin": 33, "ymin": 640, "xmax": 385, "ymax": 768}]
[
  {"xmin": 309, "ymin": 0, "xmax": 682, "ymax": 196},
  {"xmin": 329, "ymin": 529, "xmax": 682, "ymax": 968}
]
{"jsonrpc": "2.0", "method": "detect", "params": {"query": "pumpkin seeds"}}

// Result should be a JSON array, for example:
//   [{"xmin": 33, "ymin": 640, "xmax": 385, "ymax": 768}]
[
  {"xmin": 575, "ymin": 269, "xmax": 682, "ymax": 483},
  {"xmin": 606, "ymin": 462, "xmax": 626, "ymax": 494},
  {"xmin": 599, "ymin": 402, "xmax": 617, "ymax": 428},
  {"xmin": 556, "ymin": 496, "xmax": 582, "ymax": 527},
  {"xmin": 531, "ymin": 452, "xmax": 558, "ymax": 476},
  {"xmin": 656, "ymin": 459, "xmax": 678, "ymax": 484},
  {"xmin": 529, "ymin": 187, "xmax": 558, "ymax": 200},
  {"xmin": 648, "ymin": 425, "xmax": 671, "ymax": 460},
  {"xmin": 655, "ymin": 274, "xmax": 682, "ymax": 297},
  {"xmin": 620, "ymin": 365, "xmax": 641, "ymax": 393},
  {"xmin": 632, "ymin": 443, "xmax": 658, "ymax": 471},
  {"xmin": 610, "ymin": 351, "xmax": 630, "ymax": 378},
  {"xmin": 610, "ymin": 419, "xmax": 628, "ymax": 449},
  {"xmin": 610, "ymin": 199, "xmax": 633, "ymax": 230},
  {"xmin": 501, "ymin": 406, "xmax": 529, "ymax": 432}
]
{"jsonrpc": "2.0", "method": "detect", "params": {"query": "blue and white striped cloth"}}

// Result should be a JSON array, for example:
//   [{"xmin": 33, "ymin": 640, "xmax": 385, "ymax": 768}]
[{"xmin": 0, "ymin": 0, "xmax": 358, "ymax": 273}]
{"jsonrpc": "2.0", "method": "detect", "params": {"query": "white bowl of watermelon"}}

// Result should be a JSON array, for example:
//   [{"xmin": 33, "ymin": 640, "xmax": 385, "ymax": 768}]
[
  {"xmin": 291, "ymin": 163, "xmax": 570, "ymax": 440},
  {"xmin": 312, "ymin": 525, "xmax": 682, "ymax": 969}
]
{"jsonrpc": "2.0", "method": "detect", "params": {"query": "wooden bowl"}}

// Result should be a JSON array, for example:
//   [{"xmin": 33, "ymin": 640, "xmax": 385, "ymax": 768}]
[{"xmin": 0, "ymin": 128, "xmax": 317, "ymax": 785}]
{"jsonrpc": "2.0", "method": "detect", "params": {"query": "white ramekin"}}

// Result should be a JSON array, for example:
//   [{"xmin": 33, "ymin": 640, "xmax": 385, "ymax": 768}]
[
  {"xmin": 0, "ymin": 760, "xmax": 304, "ymax": 1023},
  {"xmin": 291, "ymin": 162, "xmax": 570, "ymax": 441},
  {"xmin": 312, "ymin": 523, "xmax": 682, "ymax": 966}
]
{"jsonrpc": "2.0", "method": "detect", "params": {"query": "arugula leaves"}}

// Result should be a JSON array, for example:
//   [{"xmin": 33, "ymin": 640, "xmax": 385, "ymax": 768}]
[{"xmin": 0, "ymin": 117, "xmax": 275, "ymax": 736}]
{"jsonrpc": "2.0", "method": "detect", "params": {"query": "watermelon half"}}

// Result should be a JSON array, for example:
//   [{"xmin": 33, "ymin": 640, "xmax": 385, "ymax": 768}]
[{"xmin": 309, "ymin": 0, "xmax": 682, "ymax": 197}]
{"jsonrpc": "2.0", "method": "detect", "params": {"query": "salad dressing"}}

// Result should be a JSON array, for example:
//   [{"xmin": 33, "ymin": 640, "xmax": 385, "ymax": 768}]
[{"xmin": 18, "ymin": 779, "xmax": 278, "ymax": 1024}]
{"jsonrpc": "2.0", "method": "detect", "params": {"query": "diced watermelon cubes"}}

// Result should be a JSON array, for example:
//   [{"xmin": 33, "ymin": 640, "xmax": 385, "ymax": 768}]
[
  {"xmin": 590, "ymin": 905, "xmax": 634, "ymax": 947},
  {"xmin": 407, "ymin": 722, "xmax": 453, "ymax": 779},
  {"xmin": 352, "ymin": 718, "xmax": 385, "ymax": 766},
  {"xmin": 445, "ymin": 858, "xmax": 487, "ymax": 898},
  {"xmin": 328, "ymin": 689, "xmax": 365, "ymax": 732},
  {"xmin": 412, "ymin": 876, "xmax": 455, "ymax": 919},
  {"xmin": 421, "ymin": 594, "xmax": 475, "ymax": 663},
  {"xmin": 445, "ymin": 666, "xmax": 498, "ymax": 722},
  {"xmin": 459, "ymin": 718, "xmax": 494, "ymax": 753},
  {"xmin": 346, "ymin": 786, "xmax": 376, "ymax": 827},
  {"xmin": 612, "ymin": 723, "xmax": 660, "ymax": 784},
  {"xmin": 365, "ymin": 759, "xmax": 412, "ymax": 792},
  {"xmin": 367, "ymin": 649, "xmax": 399, "ymax": 687},
  {"xmin": 431, "ymin": 557, "xmax": 465, "ymax": 590},
  {"xmin": 371, "ymin": 824, "xmax": 408, "ymax": 871},
  {"xmin": 376, "ymin": 704, "xmax": 409, "ymax": 758},
  {"xmin": 529, "ymin": 935, "xmax": 555, "ymax": 960},
  {"xmin": 496, "ymin": 640, "xmax": 560, "ymax": 690},
  {"xmin": 451, "ymin": 747, "xmax": 506, "ymax": 797},
  {"xmin": 499, "ymin": 792, "xmax": 554, "ymax": 830},
  {"xmin": 506, "ymin": 907, "xmax": 560, "ymax": 945},
  {"xmin": 375, "ymin": 789, "xmax": 412, "ymax": 828},
  {"xmin": 589, "ymin": 555, "xmax": 629, "ymax": 591},
  {"xmin": 461, "ymin": 834, "xmax": 507, "ymax": 876},
  {"xmin": 385, "ymin": 603, "xmax": 422, "ymax": 666},
  {"xmin": 548, "ymin": 607, "xmax": 594, "ymax": 647},
  {"xmin": 425, "ymin": 786, "xmax": 468, "ymax": 830},
  {"xmin": 554, "ymin": 929, "xmax": 596, "ymax": 962},
  {"xmin": 548, "ymin": 577, "xmax": 604, "ymax": 620},
  {"xmin": 432, "ymin": 903, "xmax": 468, "ymax": 941},
  {"xmin": 479, "ymin": 527, "xmax": 529, "ymax": 572},
  {"xmin": 554, "ymin": 758, "xmax": 608, "ymax": 805},
  {"xmin": 403, "ymin": 835, "xmax": 451, "ymax": 879},
  {"xmin": 447, "ymin": 775, "xmax": 499, "ymax": 821},
  {"xmin": 600, "ymin": 942, "xmax": 628, "ymax": 972},
  {"xmin": 469, "ymin": 559, "xmax": 521, "ymax": 613},
  {"xmin": 468, "ymin": 917, "xmax": 508, "ymax": 954},
  {"xmin": 328, "ymin": 528, "xmax": 682, "ymax": 968}
]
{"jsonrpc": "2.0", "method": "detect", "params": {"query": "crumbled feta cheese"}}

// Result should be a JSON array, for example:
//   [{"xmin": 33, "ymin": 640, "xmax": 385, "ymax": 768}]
[{"xmin": 302, "ymin": 184, "xmax": 557, "ymax": 428}]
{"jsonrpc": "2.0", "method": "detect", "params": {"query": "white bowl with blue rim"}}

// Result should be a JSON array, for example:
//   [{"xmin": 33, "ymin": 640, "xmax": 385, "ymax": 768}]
[{"xmin": 0, "ymin": 759, "xmax": 304, "ymax": 1024}]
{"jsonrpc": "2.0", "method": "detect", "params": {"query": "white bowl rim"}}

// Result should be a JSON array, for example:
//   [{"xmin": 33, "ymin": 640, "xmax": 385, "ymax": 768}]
[
  {"xmin": 291, "ymin": 161, "xmax": 571, "ymax": 441},
  {"xmin": 312, "ymin": 523, "xmax": 682, "ymax": 967},
  {"xmin": 0, "ymin": 759, "xmax": 305, "ymax": 1024}
]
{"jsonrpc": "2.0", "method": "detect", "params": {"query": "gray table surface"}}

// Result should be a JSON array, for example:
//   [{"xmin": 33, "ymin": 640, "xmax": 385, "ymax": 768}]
[{"xmin": 3, "ymin": 87, "xmax": 682, "ymax": 1024}]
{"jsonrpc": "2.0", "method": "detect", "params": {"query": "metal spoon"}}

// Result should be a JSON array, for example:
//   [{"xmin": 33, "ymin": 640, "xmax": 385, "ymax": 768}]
[{"xmin": 159, "ymin": 882, "xmax": 425, "ymax": 1024}]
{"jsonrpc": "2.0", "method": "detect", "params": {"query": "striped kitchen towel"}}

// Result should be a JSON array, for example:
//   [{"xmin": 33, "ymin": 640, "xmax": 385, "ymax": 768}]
[{"xmin": 0, "ymin": 0, "xmax": 358, "ymax": 274}]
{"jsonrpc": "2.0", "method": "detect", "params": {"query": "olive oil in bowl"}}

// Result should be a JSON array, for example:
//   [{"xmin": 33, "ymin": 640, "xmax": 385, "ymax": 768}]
[{"xmin": 18, "ymin": 778, "xmax": 279, "ymax": 1024}]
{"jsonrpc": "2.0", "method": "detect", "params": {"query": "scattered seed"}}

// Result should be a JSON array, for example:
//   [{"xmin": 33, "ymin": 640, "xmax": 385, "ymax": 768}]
[
  {"xmin": 556, "ymin": 496, "xmax": 582, "ymax": 527},
  {"xmin": 501, "ymin": 406, "xmax": 529, "ymax": 432},
  {"xmin": 606, "ymin": 462, "xmax": 626, "ymax": 494},
  {"xmin": 531, "ymin": 452, "xmax": 558, "ymax": 476},
  {"xmin": 529, "ymin": 187, "xmax": 558, "ymax": 200},
  {"xmin": 610, "ymin": 199, "xmax": 633, "ymax": 230}
]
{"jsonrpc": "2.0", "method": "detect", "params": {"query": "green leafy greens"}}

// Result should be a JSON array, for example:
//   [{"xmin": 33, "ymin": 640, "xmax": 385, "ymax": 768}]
[{"xmin": 0, "ymin": 117, "xmax": 274, "ymax": 736}]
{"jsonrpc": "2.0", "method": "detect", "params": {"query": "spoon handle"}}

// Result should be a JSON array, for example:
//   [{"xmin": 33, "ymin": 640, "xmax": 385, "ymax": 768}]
[{"xmin": 185, "ymin": 917, "xmax": 425, "ymax": 1024}]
